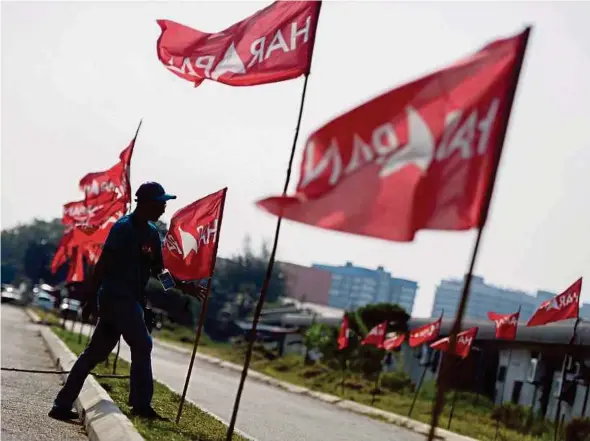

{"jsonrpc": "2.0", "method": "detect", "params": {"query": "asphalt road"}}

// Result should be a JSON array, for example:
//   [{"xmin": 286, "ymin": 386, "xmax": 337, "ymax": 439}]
[
  {"xmin": 69, "ymin": 319, "xmax": 423, "ymax": 441},
  {"xmin": 1, "ymin": 305, "xmax": 87, "ymax": 441}
]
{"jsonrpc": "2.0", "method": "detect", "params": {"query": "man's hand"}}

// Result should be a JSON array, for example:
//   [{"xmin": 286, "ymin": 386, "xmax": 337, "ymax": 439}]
[{"xmin": 178, "ymin": 281, "xmax": 208, "ymax": 302}]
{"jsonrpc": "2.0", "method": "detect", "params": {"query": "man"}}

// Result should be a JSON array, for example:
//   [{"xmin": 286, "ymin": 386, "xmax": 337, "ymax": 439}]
[{"xmin": 49, "ymin": 182, "xmax": 206, "ymax": 420}]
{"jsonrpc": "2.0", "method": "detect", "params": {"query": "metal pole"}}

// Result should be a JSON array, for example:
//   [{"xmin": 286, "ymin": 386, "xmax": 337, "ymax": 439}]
[
  {"xmin": 447, "ymin": 388, "xmax": 458, "ymax": 430},
  {"xmin": 409, "ymin": 364, "xmax": 428, "ymax": 418},
  {"xmin": 554, "ymin": 354, "xmax": 569, "ymax": 441},
  {"xmin": 495, "ymin": 348, "xmax": 513, "ymax": 441}
]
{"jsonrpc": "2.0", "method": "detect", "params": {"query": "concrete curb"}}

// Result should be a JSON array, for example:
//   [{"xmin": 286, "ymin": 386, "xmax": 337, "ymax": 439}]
[{"xmin": 154, "ymin": 339, "xmax": 478, "ymax": 441}]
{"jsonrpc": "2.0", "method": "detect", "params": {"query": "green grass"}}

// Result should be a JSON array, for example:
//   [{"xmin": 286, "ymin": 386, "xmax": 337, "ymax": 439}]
[{"xmin": 51, "ymin": 326, "xmax": 247, "ymax": 441}]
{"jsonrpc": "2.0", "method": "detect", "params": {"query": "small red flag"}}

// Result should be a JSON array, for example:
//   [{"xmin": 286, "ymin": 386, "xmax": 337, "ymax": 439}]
[
  {"xmin": 156, "ymin": 1, "xmax": 321, "ymax": 88},
  {"xmin": 527, "ymin": 278, "xmax": 582, "ymax": 327},
  {"xmin": 66, "ymin": 247, "xmax": 85, "ymax": 283},
  {"xmin": 257, "ymin": 29, "xmax": 528, "ymax": 242},
  {"xmin": 361, "ymin": 321, "xmax": 387, "ymax": 349},
  {"xmin": 337, "ymin": 315, "xmax": 350, "ymax": 350},
  {"xmin": 163, "ymin": 188, "xmax": 227, "ymax": 282},
  {"xmin": 79, "ymin": 139, "xmax": 136, "ymax": 207},
  {"xmin": 409, "ymin": 316, "xmax": 442, "ymax": 347},
  {"xmin": 63, "ymin": 197, "xmax": 126, "ymax": 229},
  {"xmin": 383, "ymin": 333, "xmax": 405, "ymax": 351},
  {"xmin": 488, "ymin": 310, "xmax": 519, "ymax": 340},
  {"xmin": 430, "ymin": 327, "xmax": 478, "ymax": 359}
]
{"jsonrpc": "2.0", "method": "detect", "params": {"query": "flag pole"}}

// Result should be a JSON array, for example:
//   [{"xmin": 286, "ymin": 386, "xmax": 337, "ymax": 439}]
[
  {"xmin": 426, "ymin": 26, "xmax": 532, "ymax": 441},
  {"xmin": 176, "ymin": 188, "xmax": 227, "ymax": 425},
  {"xmin": 224, "ymin": 5, "xmax": 323, "ymax": 440}
]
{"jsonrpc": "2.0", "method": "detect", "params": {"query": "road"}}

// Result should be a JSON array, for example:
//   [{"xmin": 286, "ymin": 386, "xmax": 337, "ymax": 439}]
[
  {"xmin": 67, "ymin": 319, "xmax": 423, "ymax": 441},
  {"xmin": 1, "ymin": 305, "xmax": 88, "ymax": 441}
]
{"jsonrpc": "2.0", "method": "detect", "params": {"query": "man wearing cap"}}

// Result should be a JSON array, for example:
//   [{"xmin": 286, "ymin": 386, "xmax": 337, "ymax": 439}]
[{"xmin": 49, "ymin": 182, "xmax": 206, "ymax": 421}]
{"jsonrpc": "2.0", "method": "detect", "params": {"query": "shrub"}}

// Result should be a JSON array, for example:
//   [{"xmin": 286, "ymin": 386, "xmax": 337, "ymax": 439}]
[
  {"xmin": 565, "ymin": 417, "xmax": 590, "ymax": 441},
  {"xmin": 491, "ymin": 403, "xmax": 528, "ymax": 431},
  {"xmin": 381, "ymin": 371, "xmax": 414, "ymax": 393}
]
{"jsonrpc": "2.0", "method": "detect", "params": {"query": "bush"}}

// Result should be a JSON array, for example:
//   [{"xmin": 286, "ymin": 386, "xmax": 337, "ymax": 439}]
[
  {"xmin": 381, "ymin": 371, "xmax": 414, "ymax": 393},
  {"xmin": 491, "ymin": 403, "xmax": 528, "ymax": 431},
  {"xmin": 565, "ymin": 417, "xmax": 590, "ymax": 441}
]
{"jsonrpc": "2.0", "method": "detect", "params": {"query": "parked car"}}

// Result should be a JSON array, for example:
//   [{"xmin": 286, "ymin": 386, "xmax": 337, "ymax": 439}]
[
  {"xmin": 1, "ymin": 286, "xmax": 22, "ymax": 304},
  {"xmin": 32, "ymin": 291, "xmax": 56, "ymax": 311},
  {"xmin": 60, "ymin": 298, "xmax": 81, "ymax": 321}
]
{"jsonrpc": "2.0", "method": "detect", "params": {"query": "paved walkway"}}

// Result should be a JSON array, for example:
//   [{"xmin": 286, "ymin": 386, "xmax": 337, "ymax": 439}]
[{"xmin": 1, "ymin": 305, "xmax": 88, "ymax": 441}]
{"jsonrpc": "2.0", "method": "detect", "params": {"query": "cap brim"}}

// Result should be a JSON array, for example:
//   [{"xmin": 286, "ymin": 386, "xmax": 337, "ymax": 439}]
[{"xmin": 155, "ymin": 194, "xmax": 177, "ymax": 201}]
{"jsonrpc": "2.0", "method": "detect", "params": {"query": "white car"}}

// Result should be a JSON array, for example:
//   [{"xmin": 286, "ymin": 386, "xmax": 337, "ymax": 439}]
[{"xmin": 32, "ymin": 291, "xmax": 56, "ymax": 311}]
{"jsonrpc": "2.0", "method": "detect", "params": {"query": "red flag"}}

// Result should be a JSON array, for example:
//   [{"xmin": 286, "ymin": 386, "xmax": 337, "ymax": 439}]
[
  {"xmin": 51, "ymin": 231, "xmax": 72, "ymax": 273},
  {"xmin": 409, "ymin": 316, "xmax": 442, "ymax": 347},
  {"xmin": 80, "ymin": 243, "xmax": 103, "ymax": 266},
  {"xmin": 361, "ymin": 321, "xmax": 387, "ymax": 348},
  {"xmin": 337, "ymin": 315, "xmax": 350, "ymax": 350},
  {"xmin": 527, "ymin": 278, "xmax": 582, "ymax": 327},
  {"xmin": 430, "ymin": 327, "xmax": 478, "ymax": 359},
  {"xmin": 488, "ymin": 310, "xmax": 519, "ymax": 340},
  {"xmin": 383, "ymin": 333, "xmax": 405, "ymax": 351},
  {"xmin": 79, "ymin": 139, "xmax": 136, "ymax": 207},
  {"xmin": 257, "ymin": 29, "xmax": 528, "ymax": 242},
  {"xmin": 63, "ymin": 197, "xmax": 126, "ymax": 229},
  {"xmin": 156, "ymin": 1, "xmax": 321, "ymax": 88},
  {"xmin": 163, "ymin": 188, "xmax": 227, "ymax": 282},
  {"xmin": 66, "ymin": 247, "xmax": 85, "ymax": 283}
]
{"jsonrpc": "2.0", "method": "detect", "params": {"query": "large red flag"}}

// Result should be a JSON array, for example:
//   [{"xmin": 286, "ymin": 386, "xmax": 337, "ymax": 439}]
[
  {"xmin": 430, "ymin": 327, "xmax": 478, "ymax": 359},
  {"xmin": 361, "ymin": 321, "xmax": 387, "ymax": 348},
  {"xmin": 409, "ymin": 316, "xmax": 442, "ymax": 347},
  {"xmin": 256, "ymin": 29, "xmax": 528, "ymax": 242},
  {"xmin": 488, "ymin": 310, "xmax": 519, "ymax": 340},
  {"xmin": 527, "ymin": 278, "xmax": 582, "ymax": 327},
  {"xmin": 156, "ymin": 1, "xmax": 321, "ymax": 88},
  {"xmin": 63, "ymin": 197, "xmax": 127, "ymax": 229},
  {"xmin": 337, "ymin": 315, "xmax": 350, "ymax": 350},
  {"xmin": 163, "ymin": 188, "xmax": 227, "ymax": 282}
]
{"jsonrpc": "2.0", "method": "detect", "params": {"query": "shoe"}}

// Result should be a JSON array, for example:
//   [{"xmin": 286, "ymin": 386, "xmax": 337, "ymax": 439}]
[
  {"xmin": 131, "ymin": 406, "xmax": 167, "ymax": 420},
  {"xmin": 48, "ymin": 406, "xmax": 79, "ymax": 421}
]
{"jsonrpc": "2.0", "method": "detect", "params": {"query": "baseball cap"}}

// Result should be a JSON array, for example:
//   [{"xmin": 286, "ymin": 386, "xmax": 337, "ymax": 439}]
[{"xmin": 135, "ymin": 182, "xmax": 176, "ymax": 202}]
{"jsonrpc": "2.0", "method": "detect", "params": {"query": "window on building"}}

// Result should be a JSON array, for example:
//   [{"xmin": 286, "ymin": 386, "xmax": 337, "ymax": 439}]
[{"xmin": 497, "ymin": 366, "xmax": 507, "ymax": 382}]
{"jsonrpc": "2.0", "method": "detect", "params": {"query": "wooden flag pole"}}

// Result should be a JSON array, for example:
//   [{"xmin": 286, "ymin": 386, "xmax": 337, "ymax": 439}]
[
  {"xmin": 426, "ymin": 26, "xmax": 532, "ymax": 441},
  {"xmin": 176, "ymin": 188, "xmax": 227, "ymax": 425},
  {"xmin": 224, "ymin": 6, "xmax": 323, "ymax": 440},
  {"xmin": 409, "ymin": 363, "xmax": 428, "ymax": 418}
]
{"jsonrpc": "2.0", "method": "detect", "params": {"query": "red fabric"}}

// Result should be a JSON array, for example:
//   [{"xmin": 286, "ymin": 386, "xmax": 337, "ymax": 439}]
[
  {"xmin": 156, "ymin": 1, "xmax": 320, "ymax": 87},
  {"xmin": 409, "ymin": 316, "xmax": 442, "ymax": 347},
  {"xmin": 488, "ymin": 310, "xmax": 519, "ymax": 340},
  {"xmin": 337, "ymin": 315, "xmax": 350, "ymax": 350},
  {"xmin": 257, "ymin": 29, "xmax": 528, "ymax": 242},
  {"xmin": 163, "ymin": 188, "xmax": 227, "ymax": 282},
  {"xmin": 66, "ymin": 247, "xmax": 85, "ymax": 283},
  {"xmin": 78, "ymin": 140, "xmax": 135, "ymax": 207},
  {"xmin": 527, "ymin": 278, "xmax": 582, "ymax": 327},
  {"xmin": 430, "ymin": 327, "xmax": 478, "ymax": 359},
  {"xmin": 383, "ymin": 333, "xmax": 405, "ymax": 351},
  {"xmin": 361, "ymin": 321, "xmax": 387, "ymax": 348},
  {"xmin": 80, "ymin": 243, "xmax": 103, "ymax": 266},
  {"xmin": 62, "ymin": 197, "xmax": 126, "ymax": 228}
]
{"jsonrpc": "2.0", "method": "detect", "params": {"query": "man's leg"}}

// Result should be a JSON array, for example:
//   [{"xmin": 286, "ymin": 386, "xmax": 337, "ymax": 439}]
[
  {"xmin": 120, "ymin": 302, "xmax": 154, "ymax": 414},
  {"xmin": 50, "ymin": 318, "xmax": 119, "ymax": 420}
]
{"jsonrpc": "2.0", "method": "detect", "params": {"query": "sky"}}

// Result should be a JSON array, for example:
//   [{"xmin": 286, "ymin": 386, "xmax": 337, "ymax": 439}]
[{"xmin": 2, "ymin": 1, "xmax": 590, "ymax": 317}]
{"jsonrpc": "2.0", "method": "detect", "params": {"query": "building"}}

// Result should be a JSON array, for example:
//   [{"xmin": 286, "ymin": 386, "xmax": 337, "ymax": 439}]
[
  {"xmin": 431, "ymin": 276, "xmax": 590, "ymax": 321},
  {"xmin": 312, "ymin": 261, "xmax": 418, "ymax": 314},
  {"xmin": 278, "ymin": 261, "xmax": 332, "ymax": 305}
]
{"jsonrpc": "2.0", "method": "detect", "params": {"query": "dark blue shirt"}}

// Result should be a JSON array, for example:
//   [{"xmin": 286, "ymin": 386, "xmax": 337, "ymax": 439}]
[{"xmin": 98, "ymin": 214, "xmax": 163, "ymax": 304}]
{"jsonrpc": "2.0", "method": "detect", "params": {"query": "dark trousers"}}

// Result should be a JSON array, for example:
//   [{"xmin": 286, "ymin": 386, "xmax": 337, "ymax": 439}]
[{"xmin": 54, "ymin": 301, "xmax": 153, "ymax": 410}]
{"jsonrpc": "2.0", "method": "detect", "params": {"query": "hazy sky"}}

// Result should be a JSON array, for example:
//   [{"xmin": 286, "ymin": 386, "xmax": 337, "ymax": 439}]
[{"xmin": 2, "ymin": 1, "xmax": 590, "ymax": 317}]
